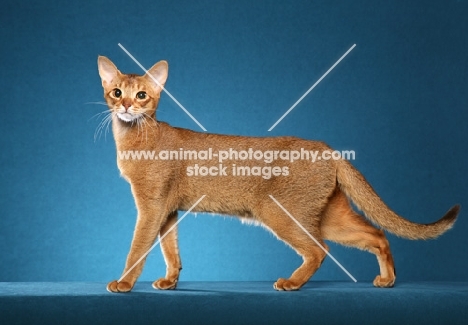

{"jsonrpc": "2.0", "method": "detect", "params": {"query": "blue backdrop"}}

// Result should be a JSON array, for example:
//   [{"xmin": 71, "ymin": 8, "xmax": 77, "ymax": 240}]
[{"xmin": 0, "ymin": 0, "xmax": 466, "ymax": 284}]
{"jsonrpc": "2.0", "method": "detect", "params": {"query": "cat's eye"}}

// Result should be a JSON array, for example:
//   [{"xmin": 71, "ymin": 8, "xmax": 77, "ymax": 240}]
[
  {"xmin": 113, "ymin": 89, "xmax": 122, "ymax": 98},
  {"xmin": 136, "ymin": 91, "xmax": 147, "ymax": 100}
]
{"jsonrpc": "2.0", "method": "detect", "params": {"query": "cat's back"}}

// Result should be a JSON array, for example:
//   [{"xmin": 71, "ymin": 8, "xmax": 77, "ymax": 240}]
[{"xmin": 162, "ymin": 122, "xmax": 331, "ymax": 152}]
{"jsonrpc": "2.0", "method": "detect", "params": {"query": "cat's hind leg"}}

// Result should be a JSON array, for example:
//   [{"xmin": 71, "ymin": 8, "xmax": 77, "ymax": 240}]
[
  {"xmin": 153, "ymin": 211, "xmax": 182, "ymax": 290},
  {"xmin": 321, "ymin": 189, "xmax": 396, "ymax": 287}
]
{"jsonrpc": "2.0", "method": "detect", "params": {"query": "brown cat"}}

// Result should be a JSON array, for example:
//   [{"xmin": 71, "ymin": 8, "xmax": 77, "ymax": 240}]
[{"xmin": 97, "ymin": 56, "xmax": 459, "ymax": 293}]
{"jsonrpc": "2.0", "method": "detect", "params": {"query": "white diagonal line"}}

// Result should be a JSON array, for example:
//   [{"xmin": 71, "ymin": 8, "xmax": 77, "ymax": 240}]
[
  {"xmin": 268, "ymin": 44, "xmax": 356, "ymax": 131},
  {"xmin": 118, "ymin": 195, "xmax": 206, "ymax": 283},
  {"xmin": 269, "ymin": 194, "xmax": 357, "ymax": 282},
  {"xmin": 118, "ymin": 43, "xmax": 207, "ymax": 132}
]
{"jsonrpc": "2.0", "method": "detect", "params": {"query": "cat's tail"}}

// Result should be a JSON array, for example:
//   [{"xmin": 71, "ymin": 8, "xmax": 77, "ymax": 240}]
[{"xmin": 336, "ymin": 159, "xmax": 459, "ymax": 240}]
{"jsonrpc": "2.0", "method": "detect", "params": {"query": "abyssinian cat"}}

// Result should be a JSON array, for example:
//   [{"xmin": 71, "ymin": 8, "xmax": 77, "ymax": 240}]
[{"xmin": 97, "ymin": 56, "xmax": 459, "ymax": 293}]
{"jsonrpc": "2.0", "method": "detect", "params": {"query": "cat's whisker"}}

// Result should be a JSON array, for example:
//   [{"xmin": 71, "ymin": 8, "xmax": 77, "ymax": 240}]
[
  {"xmin": 135, "ymin": 113, "xmax": 155, "ymax": 144},
  {"xmin": 142, "ymin": 112, "xmax": 158, "ymax": 131},
  {"xmin": 137, "ymin": 114, "xmax": 151, "ymax": 145},
  {"xmin": 85, "ymin": 101, "xmax": 109, "ymax": 107},
  {"xmin": 140, "ymin": 114, "xmax": 155, "ymax": 144},
  {"xmin": 88, "ymin": 109, "xmax": 111, "ymax": 122},
  {"xmin": 104, "ymin": 113, "xmax": 114, "ymax": 141},
  {"xmin": 94, "ymin": 111, "xmax": 113, "ymax": 142},
  {"xmin": 94, "ymin": 117, "xmax": 107, "ymax": 142},
  {"xmin": 94, "ymin": 114, "xmax": 108, "ymax": 141},
  {"xmin": 136, "ymin": 116, "xmax": 142, "ymax": 138}
]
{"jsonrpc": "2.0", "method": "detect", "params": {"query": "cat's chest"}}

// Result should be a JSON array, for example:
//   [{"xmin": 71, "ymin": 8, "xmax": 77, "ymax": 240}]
[{"xmin": 115, "ymin": 141, "xmax": 173, "ymax": 183}]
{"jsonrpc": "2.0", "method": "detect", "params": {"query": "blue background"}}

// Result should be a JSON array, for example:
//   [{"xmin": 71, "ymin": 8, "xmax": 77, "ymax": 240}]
[{"xmin": 0, "ymin": 0, "xmax": 466, "ymax": 284}]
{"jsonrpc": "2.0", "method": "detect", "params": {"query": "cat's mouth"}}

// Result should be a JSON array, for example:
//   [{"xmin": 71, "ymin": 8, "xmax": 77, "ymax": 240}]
[{"xmin": 117, "ymin": 112, "xmax": 138, "ymax": 123}]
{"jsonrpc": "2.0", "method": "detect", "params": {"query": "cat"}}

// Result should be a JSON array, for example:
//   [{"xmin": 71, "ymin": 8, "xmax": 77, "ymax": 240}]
[{"xmin": 97, "ymin": 55, "xmax": 459, "ymax": 293}]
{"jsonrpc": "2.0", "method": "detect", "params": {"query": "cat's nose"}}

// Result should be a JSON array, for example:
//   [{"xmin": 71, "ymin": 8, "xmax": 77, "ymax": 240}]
[{"xmin": 122, "ymin": 99, "xmax": 132, "ymax": 111}]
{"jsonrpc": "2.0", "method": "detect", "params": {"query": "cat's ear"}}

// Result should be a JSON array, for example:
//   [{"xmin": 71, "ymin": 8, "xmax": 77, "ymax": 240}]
[
  {"xmin": 144, "ymin": 60, "xmax": 168, "ymax": 94},
  {"xmin": 98, "ymin": 56, "xmax": 120, "ymax": 88}
]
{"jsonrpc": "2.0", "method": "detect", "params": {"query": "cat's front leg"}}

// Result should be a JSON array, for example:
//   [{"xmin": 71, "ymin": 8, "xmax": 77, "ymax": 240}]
[
  {"xmin": 153, "ymin": 210, "xmax": 182, "ymax": 290},
  {"xmin": 107, "ymin": 192, "xmax": 169, "ymax": 293}
]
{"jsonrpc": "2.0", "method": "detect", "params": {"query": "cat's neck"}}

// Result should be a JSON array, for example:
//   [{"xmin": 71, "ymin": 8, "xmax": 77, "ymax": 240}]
[{"xmin": 112, "ymin": 114, "xmax": 161, "ymax": 150}]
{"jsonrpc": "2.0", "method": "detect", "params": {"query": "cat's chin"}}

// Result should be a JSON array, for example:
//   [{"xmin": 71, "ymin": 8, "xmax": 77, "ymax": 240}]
[{"xmin": 117, "ymin": 112, "xmax": 139, "ymax": 123}]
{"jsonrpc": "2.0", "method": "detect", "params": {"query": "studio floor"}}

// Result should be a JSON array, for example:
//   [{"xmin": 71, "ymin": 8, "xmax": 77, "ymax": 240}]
[{"xmin": 1, "ymin": 281, "xmax": 467, "ymax": 324}]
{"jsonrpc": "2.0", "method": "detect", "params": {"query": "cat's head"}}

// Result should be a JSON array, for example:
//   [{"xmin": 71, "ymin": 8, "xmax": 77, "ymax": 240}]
[{"xmin": 97, "ymin": 56, "xmax": 168, "ymax": 123}]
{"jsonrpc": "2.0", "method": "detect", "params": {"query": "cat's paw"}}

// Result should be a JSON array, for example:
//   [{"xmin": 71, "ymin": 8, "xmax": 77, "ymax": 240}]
[
  {"xmin": 373, "ymin": 275, "xmax": 395, "ymax": 288},
  {"xmin": 273, "ymin": 278, "xmax": 301, "ymax": 291},
  {"xmin": 152, "ymin": 278, "xmax": 178, "ymax": 290},
  {"xmin": 106, "ymin": 280, "xmax": 133, "ymax": 293}
]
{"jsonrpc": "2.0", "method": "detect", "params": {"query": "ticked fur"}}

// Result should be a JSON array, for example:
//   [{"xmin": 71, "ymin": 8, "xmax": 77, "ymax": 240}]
[{"xmin": 97, "ymin": 56, "xmax": 459, "ymax": 293}]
